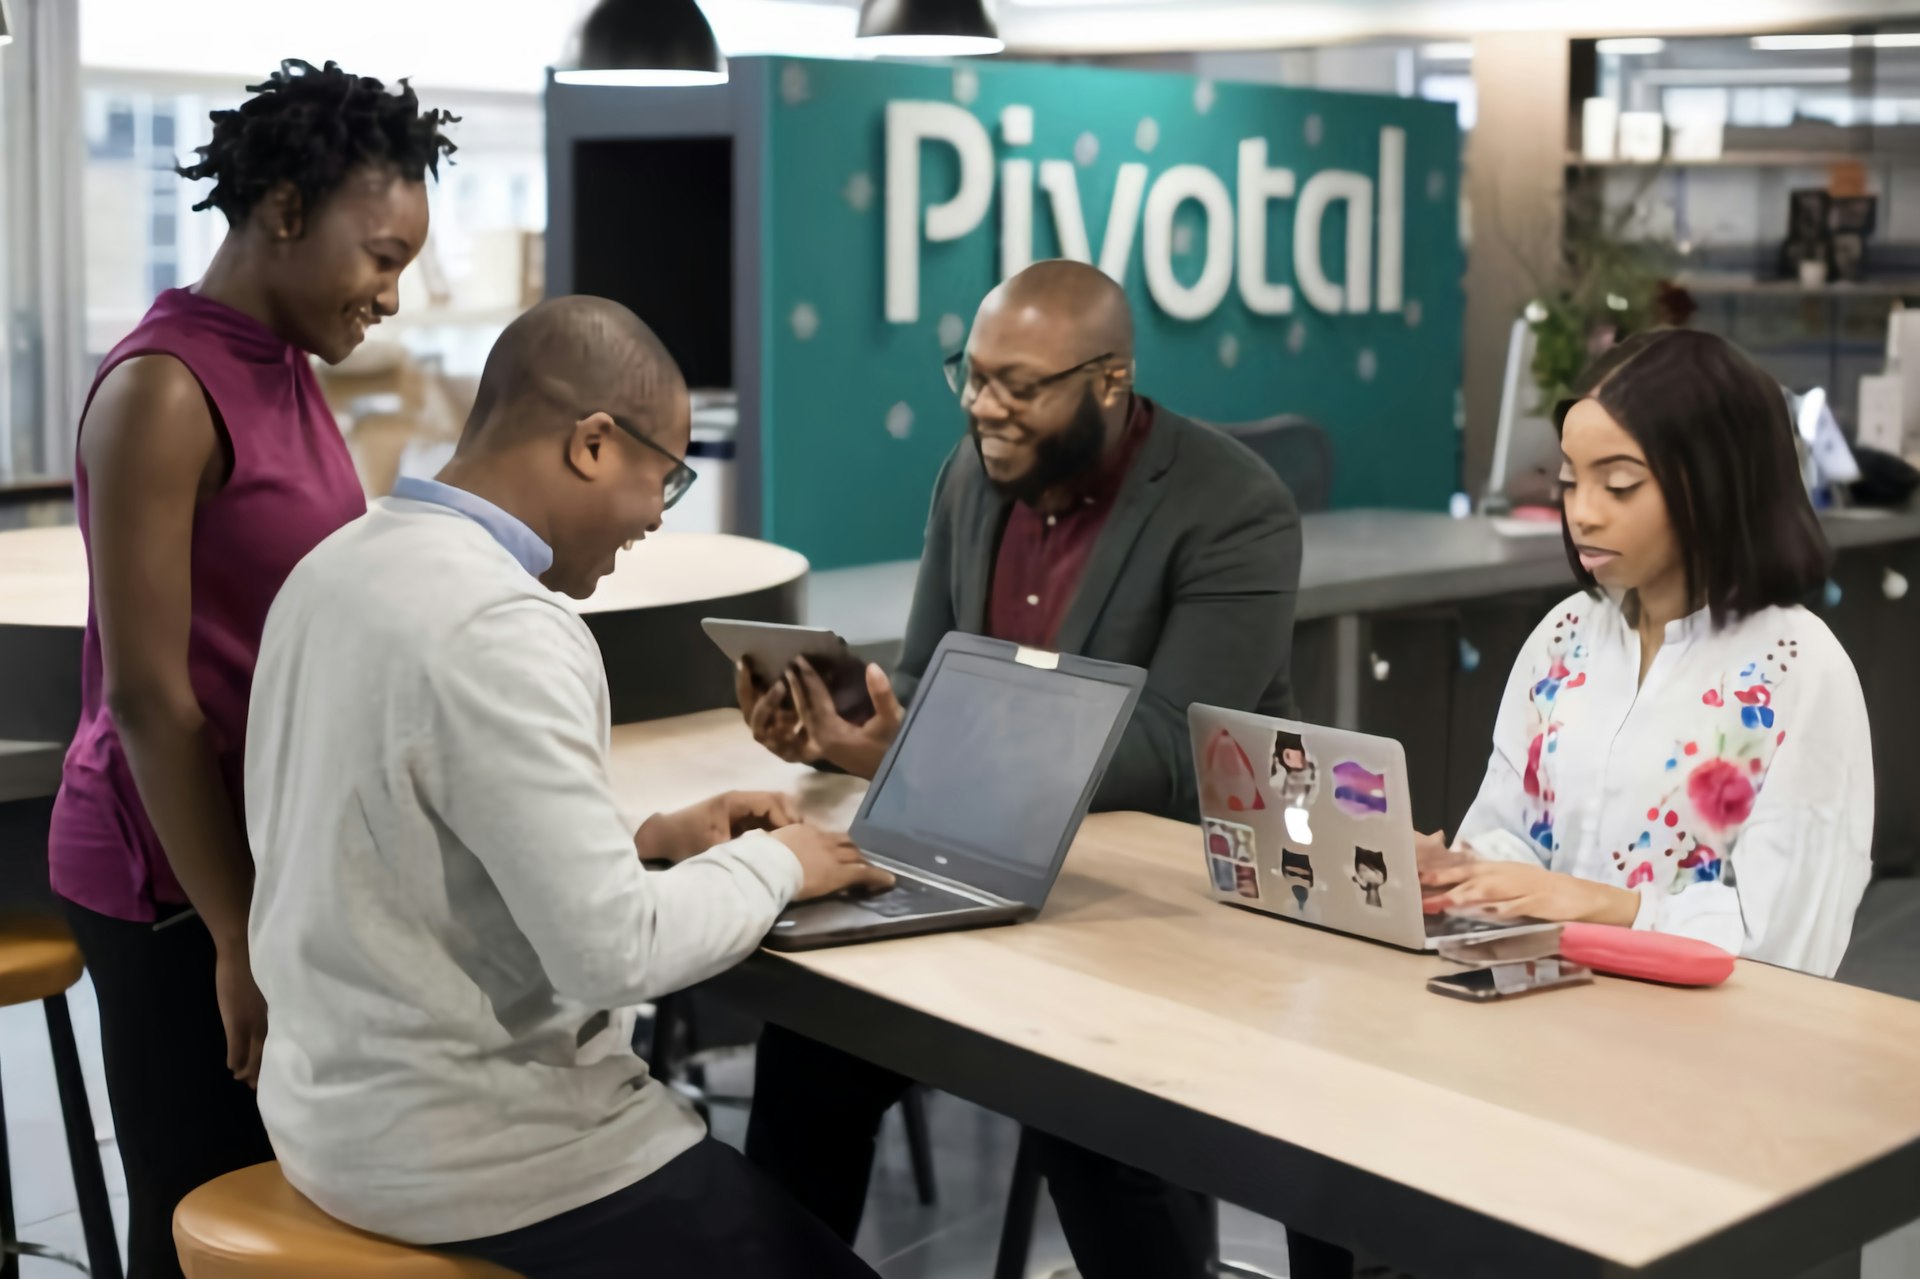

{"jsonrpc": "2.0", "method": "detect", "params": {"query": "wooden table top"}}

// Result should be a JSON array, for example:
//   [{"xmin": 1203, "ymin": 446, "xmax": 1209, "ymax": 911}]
[
  {"xmin": 609, "ymin": 710, "xmax": 1920, "ymax": 1274},
  {"xmin": 0, "ymin": 525, "xmax": 807, "ymax": 631}
]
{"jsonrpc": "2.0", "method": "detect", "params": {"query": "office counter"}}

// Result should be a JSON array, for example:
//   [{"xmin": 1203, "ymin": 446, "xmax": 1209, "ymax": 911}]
[{"xmin": 805, "ymin": 507, "xmax": 1920, "ymax": 640}]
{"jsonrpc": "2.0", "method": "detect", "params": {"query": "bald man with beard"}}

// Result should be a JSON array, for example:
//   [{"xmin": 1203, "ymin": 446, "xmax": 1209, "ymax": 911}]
[
  {"xmin": 740, "ymin": 262, "xmax": 1319, "ymax": 1278},
  {"xmin": 244, "ymin": 296, "xmax": 890, "ymax": 1278}
]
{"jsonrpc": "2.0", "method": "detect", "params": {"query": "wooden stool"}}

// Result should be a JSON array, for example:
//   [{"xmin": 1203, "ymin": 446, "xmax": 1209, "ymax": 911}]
[
  {"xmin": 0, "ymin": 914, "xmax": 122, "ymax": 1279},
  {"xmin": 173, "ymin": 1162, "xmax": 515, "ymax": 1278}
]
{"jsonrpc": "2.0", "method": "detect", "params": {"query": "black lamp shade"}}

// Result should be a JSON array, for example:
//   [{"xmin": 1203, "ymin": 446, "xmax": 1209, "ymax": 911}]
[
  {"xmin": 559, "ymin": 0, "xmax": 727, "ymax": 86},
  {"xmin": 858, "ymin": 0, "xmax": 1003, "ymax": 50}
]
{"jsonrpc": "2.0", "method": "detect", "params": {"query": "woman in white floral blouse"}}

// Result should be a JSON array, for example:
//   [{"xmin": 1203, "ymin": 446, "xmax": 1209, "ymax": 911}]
[{"xmin": 1422, "ymin": 329, "xmax": 1872, "ymax": 977}]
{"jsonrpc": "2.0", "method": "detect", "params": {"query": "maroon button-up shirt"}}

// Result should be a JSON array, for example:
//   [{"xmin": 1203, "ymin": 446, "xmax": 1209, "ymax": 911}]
[{"xmin": 985, "ymin": 397, "xmax": 1155, "ymax": 649}]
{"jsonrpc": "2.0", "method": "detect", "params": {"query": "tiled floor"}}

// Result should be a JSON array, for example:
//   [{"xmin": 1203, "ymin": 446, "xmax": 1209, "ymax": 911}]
[
  {"xmin": 2, "ymin": 883, "xmax": 1916, "ymax": 1277},
  {"xmin": 0, "ymin": 973, "xmax": 127, "ymax": 1277}
]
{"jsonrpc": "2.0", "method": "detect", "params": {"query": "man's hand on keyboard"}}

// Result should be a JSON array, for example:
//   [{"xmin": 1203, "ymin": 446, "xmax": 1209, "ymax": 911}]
[{"xmin": 773, "ymin": 825, "xmax": 896, "ymax": 901}]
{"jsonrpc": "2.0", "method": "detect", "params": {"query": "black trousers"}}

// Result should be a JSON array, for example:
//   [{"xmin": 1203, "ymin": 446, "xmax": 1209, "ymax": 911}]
[
  {"xmin": 444, "ymin": 1137, "xmax": 879, "ymax": 1279},
  {"xmin": 62, "ymin": 900, "xmax": 274, "ymax": 1279},
  {"xmin": 747, "ymin": 1024, "xmax": 1215, "ymax": 1279}
]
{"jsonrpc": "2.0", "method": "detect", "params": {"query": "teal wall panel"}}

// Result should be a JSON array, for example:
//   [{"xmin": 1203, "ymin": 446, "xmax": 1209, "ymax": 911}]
[{"xmin": 760, "ymin": 57, "xmax": 1463, "ymax": 569}]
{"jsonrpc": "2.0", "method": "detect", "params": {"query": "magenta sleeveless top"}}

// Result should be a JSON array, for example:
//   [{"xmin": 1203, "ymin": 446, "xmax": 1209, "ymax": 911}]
[{"xmin": 50, "ymin": 289, "xmax": 366, "ymax": 922}]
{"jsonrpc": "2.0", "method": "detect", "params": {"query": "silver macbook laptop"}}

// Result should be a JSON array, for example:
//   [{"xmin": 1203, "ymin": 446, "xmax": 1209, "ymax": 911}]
[
  {"xmin": 1187, "ymin": 704, "xmax": 1553, "ymax": 952},
  {"xmin": 766, "ymin": 633, "xmax": 1145, "ymax": 951}
]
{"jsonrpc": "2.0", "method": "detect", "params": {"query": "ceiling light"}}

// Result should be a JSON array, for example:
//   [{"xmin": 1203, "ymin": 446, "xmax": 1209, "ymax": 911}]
[
  {"xmin": 1751, "ymin": 34, "xmax": 1856, "ymax": 51},
  {"xmin": 857, "ymin": 0, "xmax": 1005, "ymax": 58},
  {"xmin": 1873, "ymin": 33, "xmax": 1920, "ymax": 48},
  {"xmin": 1596, "ymin": 38, "xmax": 1666, "ymax": 56},
  {"xmin": 1420, "ymin": 42, "xmax": 1473, "ymax": 62},
  {"xmin": 555, "ymin": 0, "xmax": 728, "ymax": 88}
]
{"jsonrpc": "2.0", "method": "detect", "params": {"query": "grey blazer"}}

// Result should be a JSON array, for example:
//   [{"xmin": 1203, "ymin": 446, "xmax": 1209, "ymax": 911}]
[{"xmin": 893, "ymin": 402, "xmax": 1302, "ymax": 822}]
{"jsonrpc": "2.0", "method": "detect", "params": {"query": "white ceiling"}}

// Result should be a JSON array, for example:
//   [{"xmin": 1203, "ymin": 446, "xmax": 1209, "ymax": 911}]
[
  {"xmin": 78, "ymin": 0, "xmax": 1920, "ymax": 90},
  {"xmin": 720, "ymin": 0, "xmax": 1920, "ymax": 54},
  {"xmin": 994, "ymin": 0, "xmax": 1920, "ymax": 52}
]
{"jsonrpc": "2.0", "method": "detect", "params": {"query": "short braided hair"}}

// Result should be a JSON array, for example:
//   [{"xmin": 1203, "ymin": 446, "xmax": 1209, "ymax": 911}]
[{"xmin": 178, "ymin": 59, "xmax": 458, "ymax": 226}]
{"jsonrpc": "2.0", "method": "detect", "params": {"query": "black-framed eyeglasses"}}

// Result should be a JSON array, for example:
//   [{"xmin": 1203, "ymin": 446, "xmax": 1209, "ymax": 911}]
[
  {"xmin": 602, "ymin": 411, "xmax": 698, "ymax": 510},
  {"xmin": 942, "ymin": 350, "xmax": 1116, "ymax": 407}
]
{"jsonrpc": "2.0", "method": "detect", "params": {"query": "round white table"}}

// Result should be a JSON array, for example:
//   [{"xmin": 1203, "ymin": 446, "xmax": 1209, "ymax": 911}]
[{"xmin": 0, "ymin": 526, "xmax": 809, "ymax": 736}]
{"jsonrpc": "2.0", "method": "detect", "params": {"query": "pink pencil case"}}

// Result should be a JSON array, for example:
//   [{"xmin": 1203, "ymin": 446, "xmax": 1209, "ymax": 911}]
[{"xmin": 1558, "ymin": 924, "xmax": 1735, "ymax": 986}]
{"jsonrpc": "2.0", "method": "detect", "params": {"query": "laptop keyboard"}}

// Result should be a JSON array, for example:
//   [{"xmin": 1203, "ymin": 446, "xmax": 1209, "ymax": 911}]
[{"xmin": 851, "ymin": 875, "xmax": 985, "ymax": 918}]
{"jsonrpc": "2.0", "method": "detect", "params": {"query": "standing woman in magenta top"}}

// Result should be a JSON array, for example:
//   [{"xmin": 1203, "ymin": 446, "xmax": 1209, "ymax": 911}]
[{"xmin": 50, "ymin": 61, "xmax": 454, "ymax": 1276}]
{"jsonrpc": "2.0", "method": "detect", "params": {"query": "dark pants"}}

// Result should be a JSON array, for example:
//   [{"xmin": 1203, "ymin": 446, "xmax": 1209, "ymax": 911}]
[
  {"xmin": 746, "ymin": 1024, "xmax": 1215, "ymax": 1279},
  {"xmin": 444, "ymin": 1138, "xmax": 878, "ymax": 1279},
  {"xmin": 63, "ymin": 901, "xmax": 274, "ymax": 1279}
]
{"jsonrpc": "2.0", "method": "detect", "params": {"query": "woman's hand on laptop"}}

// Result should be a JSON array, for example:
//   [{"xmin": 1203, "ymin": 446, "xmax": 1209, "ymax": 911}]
[
  {"xmin": 738, "ymin": 661, "xmax": 824, "ymax": 764},
  {"xmin": 637, "ymin": 791, "xmax": 800, "ymax": 864},
  {"xmin": 1414, "ymin": 830, "xmax": 1474, "ymax": 903},
  {"xmin": 787, "ymin": 659, "xmax": 903, "ymax": 780},
  {"xmin": 773, "ymin": 824, "xmax": 897, "ymax": 901},
  {"xmin": 1419, "ymin": 861, "xmax": 1639, "ymax": 926}
]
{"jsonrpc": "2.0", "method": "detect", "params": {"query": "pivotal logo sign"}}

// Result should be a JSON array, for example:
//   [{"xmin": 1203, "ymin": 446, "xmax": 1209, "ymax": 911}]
[{"xmin": 884, "ymin": 100, "xmax": 1406, "ymax": 325}]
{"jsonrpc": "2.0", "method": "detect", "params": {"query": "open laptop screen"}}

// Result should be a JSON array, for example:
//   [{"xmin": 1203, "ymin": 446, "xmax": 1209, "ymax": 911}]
[{"xmin": 853, "ymin": 644, "xmax": 1135, "ymax": 908}]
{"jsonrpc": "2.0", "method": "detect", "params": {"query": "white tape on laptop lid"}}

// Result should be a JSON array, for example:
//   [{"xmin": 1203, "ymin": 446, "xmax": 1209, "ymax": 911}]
[{"xmin": 1015, "ymin": 647, "xmax": 1061, "ymax": 669}]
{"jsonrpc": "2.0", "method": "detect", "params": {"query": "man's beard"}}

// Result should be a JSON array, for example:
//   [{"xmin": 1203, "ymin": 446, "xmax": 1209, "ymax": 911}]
[{"xmin": 971, "ymin": 388, "xmax": 1108, "ymax": 505}]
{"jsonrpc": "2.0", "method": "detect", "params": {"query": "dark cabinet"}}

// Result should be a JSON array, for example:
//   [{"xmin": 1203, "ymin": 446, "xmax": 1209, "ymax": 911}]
[
  {"xmin": 1816, "ymin": 542, "xmax": 1920, "ymax": 876},
  {"xmin": 1354, "ymin": 610, "xmax": 1458, "ymax": 835},
  {"xmin": 1289, "ymin": 616, "xmax": 1341, "ymax": 729},
  {"xmin": 1291, "ymin": 609, "xmax": 1465, "ymax": 834}
]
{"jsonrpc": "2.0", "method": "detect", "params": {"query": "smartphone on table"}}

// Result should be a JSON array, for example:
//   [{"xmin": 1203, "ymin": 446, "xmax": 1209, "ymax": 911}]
[{"xmin": 1426, "ymin": 959, "xmax": 1592, "ymax": 1003}]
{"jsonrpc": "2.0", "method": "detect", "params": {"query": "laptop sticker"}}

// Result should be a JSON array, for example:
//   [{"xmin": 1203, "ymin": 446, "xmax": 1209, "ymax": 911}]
[
  {"xmin": 1267, "ymin": 730, "xmax": 1320, "ymax": 810},
  {"xmin": 1234, "ymin": 863, "xmax": 1262, "ymax": 900},
  {"xmin": 1352, "ymin": 847, "xmax": 1389, "ymax": 908},
  {"xmin": 1331, "ymin": 760, "xmax": 1389, "ymax": 818},
  {"xmin": 1203, "ymin": 817, "xmax": 1257, "ymax": 864},
  {"xmin": 1208, "ymin": 855, "xmax": 1237, "ymax": 893},
  {"xmin": 1201, "ymin": 730, "xmax": 1266, "ymax": 812},
  {"xmin": 1281, "ymin": 850, "xmax": 1315, "ymax": 909}
]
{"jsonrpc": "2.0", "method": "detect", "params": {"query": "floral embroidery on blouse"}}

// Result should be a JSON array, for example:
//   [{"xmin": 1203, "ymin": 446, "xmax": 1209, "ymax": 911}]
[
  {"xmin": 1606, "ymin": 634, "xmax": 1802, "ymax": 895},
  {"xmin": 1519, "ymin": 609, "xmax": 1591, "ymax": 854}
]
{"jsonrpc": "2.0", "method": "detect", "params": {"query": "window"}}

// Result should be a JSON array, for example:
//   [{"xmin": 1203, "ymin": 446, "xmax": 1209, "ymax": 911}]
[
  {"xmin": 2, "ymin": 0, "xmax": 88, "ymax": 483},
  {"xmin": 0, "ymin": 50, "xmax": 35, "ymax": 480},
  {"xmin": 81, "ymin": 87, "xmax": 221, "ymax": 360},
  {"xmin": 76, "ymin": 0, "xmax": 574, "ymax": 389},
  {"xmin": 77, "ymin": 74, "xmax": 547, "ymax": 379}
]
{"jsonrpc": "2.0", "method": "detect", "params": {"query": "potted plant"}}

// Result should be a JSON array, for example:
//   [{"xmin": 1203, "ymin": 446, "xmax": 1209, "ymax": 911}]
[{"xmin": 1522, "ymin": 174, "xmax": 1685, "ymax": 410}]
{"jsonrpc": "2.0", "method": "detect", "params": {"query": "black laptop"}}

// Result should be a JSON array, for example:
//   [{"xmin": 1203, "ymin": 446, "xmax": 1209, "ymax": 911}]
[{"xmin": 765, "ymin": 632, "xmax": 1145, "ymax": 951}]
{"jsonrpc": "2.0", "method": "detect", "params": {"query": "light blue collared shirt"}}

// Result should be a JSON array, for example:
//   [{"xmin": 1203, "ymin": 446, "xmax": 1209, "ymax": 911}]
[{"xmin": 390, "ymin": 476, "xmax": 554, "ymax": 579}]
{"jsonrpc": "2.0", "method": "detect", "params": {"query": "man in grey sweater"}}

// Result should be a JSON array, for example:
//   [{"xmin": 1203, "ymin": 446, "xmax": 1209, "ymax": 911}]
[
  {"xmin": 246, "ymin": 297, "xmax": 889, "ymax": 1277},
  {"xmin": 739, "ymin": 261, "xmax": 1307, "ymax": 1278}
]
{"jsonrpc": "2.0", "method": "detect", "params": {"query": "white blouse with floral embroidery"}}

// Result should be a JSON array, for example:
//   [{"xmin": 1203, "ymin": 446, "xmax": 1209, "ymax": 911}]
[{"xmin": 1455, "ymin": 591, "xmax": 1873, "ymax": 977}]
